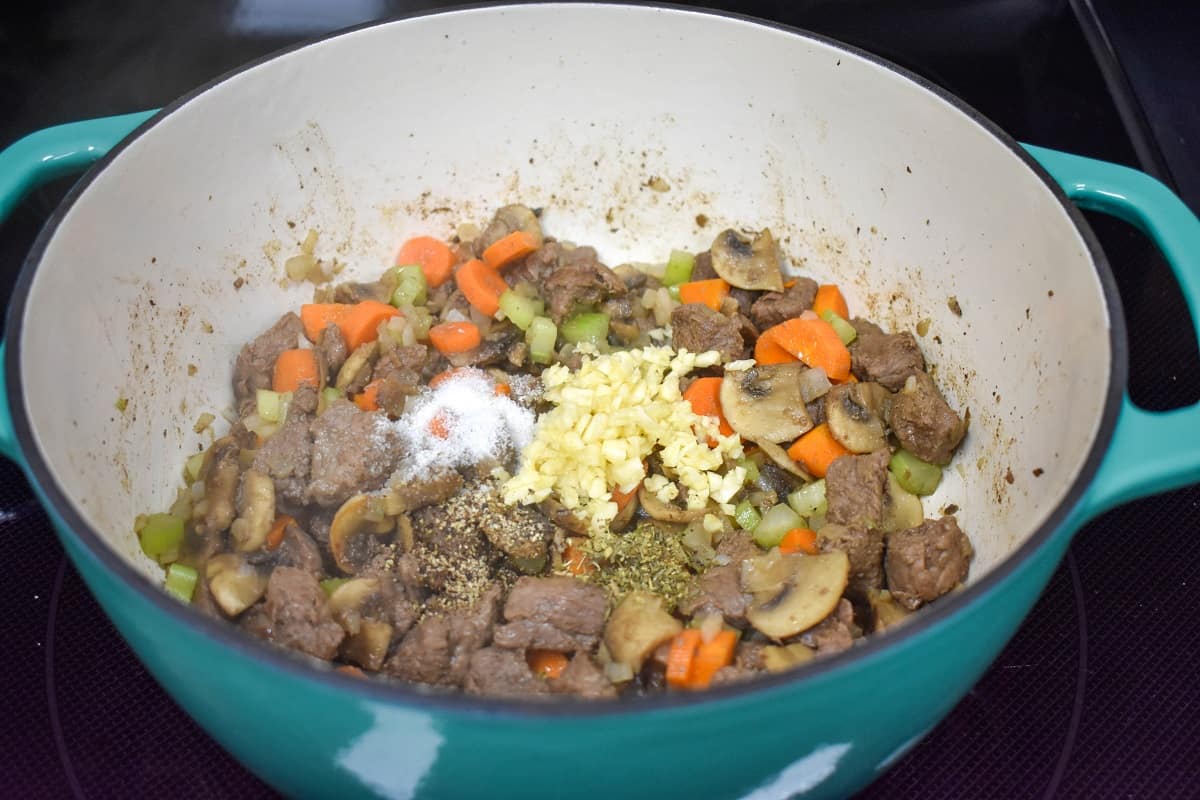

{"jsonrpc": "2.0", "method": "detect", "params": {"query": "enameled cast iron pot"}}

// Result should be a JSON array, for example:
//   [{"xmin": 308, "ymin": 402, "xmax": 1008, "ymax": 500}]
[{"xmin": 2, "ymin": 5, "xmax": 1199, "ymax": 798}]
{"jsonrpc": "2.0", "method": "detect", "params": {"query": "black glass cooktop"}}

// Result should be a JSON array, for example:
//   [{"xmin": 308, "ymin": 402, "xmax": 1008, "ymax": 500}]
[{"xmin": 2, "ymin": 2, "xmax": 1198, "ymax": 797}]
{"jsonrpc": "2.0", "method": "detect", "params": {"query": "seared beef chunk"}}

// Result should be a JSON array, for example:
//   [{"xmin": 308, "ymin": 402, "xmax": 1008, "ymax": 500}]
[
  {"xmin": 749, "ymin": 278, "xmax": 818, "ymax": 330},
  {"xmin": 510, "ymin": 241, "xmax": 605, "ymax": 290},
  {"xmin": 542, "ymin": 260, "xmax": 627, "ymax": 323},
  {"xmin": 232, "ymin": 312, "xmax": 306, "ymax": 415},
  {"xmin": 818, "ymin": 523, "xmax": 884, "ymax": 594},
  {"xmin": 550, "ymin": 654, "xmax": 617, "ymax": 699},
  {"xmin": 492, "ymin": 619, "xmax": 597, "ymax": 651},
  {"xmin": 447, "ymin": 322, "xmax": 523, "ymax": 368},
  {"xmin": 376, "ymin": 344, "xmax": 430, "ymax": 379},
  {"xmin": 253, "ymin": 406, "xmax": 313, "ymax": 506},
  {"xmin": 679, "ymin": 530, "xmax": 758, "ymax": 625},
  {"xmin": 690, "ymin": 250, "xmax": 718, "ymax": 281},
  {"xmin": 807, "ymin": 395, "xmax": 827, "ymax": 427},
  {"xmin": 275, "ymin": 522, "xmax": 324, "ymax": 574},
  {"xmin": 849, "ymin": 318, "xmax": 925, "ymax": 391},
  {"xmin": 465, "ymin": 647, "xmax": 549, "ymax": 697},
  {"xmin": 306, "ymin": 401, "xmax": 404, "ymax": 507},
  {"xmin": 729, "ymin": 288, "xmax": 759, "ymax": 319},
  {"xmin": 799, "ymin": 598, "xmax": 856, "ymax": 655},
  {"xmin": 385, "ymin": 582, "xmax": 502, "ymax": 687},
  {"xmin": 478, "ymin": 498, "xmax": 554, "ymax": 565},
  {"xmin": 475, "ymin": 204, "xmax": 543, "ymax": 256},
  {"xmin": 824, "ymin": 450, "xmax": 890, "ymax": 529},
  {"xmin": 885, "ymin": 516, "xmax": 973, "ymax": 610},
  {"xmin": 670, "ymin": 304, "xmax": 746, "ymax": 361},
  {"xmin": 888, "ymin": 371, "xmax": 968, "ymax": 465},
  {"xmin": 258, "ymin": 567, "xmax": 345, "ymax": 660},
  {"xmin": 503, "ymin": 576, "xmax": 607, "ymax": 637},
  {"xmin": 447, "ymin": 582, "xmax": 503, "ymax": 682},
  {"xmin": 317, "ymin": 323, "xmax": 348, "ymax": 378}
]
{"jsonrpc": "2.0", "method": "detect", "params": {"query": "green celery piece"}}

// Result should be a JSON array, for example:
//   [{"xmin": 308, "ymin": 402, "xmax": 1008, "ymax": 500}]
[
  {"xmin": 662, "ymin": 249, "xmax": 695, "ymax": 286},
  {"xmin": 498, "ymin": 289, "xmax": 544, "ymax": 331},
  {"xmin": 526, "ymin": 317, "xmax": 558, "ymax": 364},
  {"xmin": 164, "ymin": 563, "xmax": 198, "ymax": 603},
  {"xmin": 819, "ymin": 309, "xmax": 857, "ymax": 345},
  {"xmin": 139, "ymin": 513, "xmax": 185, "ymax": 564},
  {"xmin": 889, "ymin": 449, "xmax": 943, "ymax": 496},
  {"xmin": 560, "ymin": 312, "xmax": 610, "ymax": 346},
  {"xmin": 734, "ymin": 498, "xmax": 761, "ymax": 531},
  {"xmin": 787, "ymin": 479, "xmax": 828, "ymax": 519}
]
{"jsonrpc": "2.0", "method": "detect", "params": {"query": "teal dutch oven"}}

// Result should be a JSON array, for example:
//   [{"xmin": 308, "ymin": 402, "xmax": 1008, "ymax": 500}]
[{"xmin": 1, "ymin": 5, "xmax": 1198, "ymax": 798}]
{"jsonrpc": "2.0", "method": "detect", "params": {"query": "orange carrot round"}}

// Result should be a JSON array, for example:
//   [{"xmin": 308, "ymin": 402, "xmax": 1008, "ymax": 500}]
[
  {"xmin": 482, "ymin": 230, "xmax": 539, "ymax": 271},
  {"xmin": 428, "ymin": 409, "xmax": 454, "ymax": 439},
  {"xmin": 762, "ymin": 317, "xmax": 851, "ymax": 380},
  {"xmin": 786, "ymin": 423, "xmax": 850, "ymax": 478},
  {"xmin": 683, "ymin": 376, "xmax": 733, "ymax": 437},
  {"xmin": 686, "ymin": 629, "xmax": 738, "ymax": 689},
  {"xmin": 265, "ymin": 514, "xmax": 295, "ymax": 551},
  {"xmin": 527, "ymin": 649, "xmax": 570, "ymax": 679},
  {"xmin": 754, "ymin": 331, "xmax": 797, "ymax": 365},
  {"xmin": 272, "ymin": 349, "xmax": 319, "ymax": 393},
  {"xmin": 300, "ymin": 303, "xmax": 353, "ymax": 343},
  {"xmin": 397, "ymin": 235, "xmax": 455, "ymax": 288},
  {"xmin": 812, "ymin": 284, "xmax": 849, "ymax": 320},
  {"xmin": 340, "ymin": 300, "xmax": 401, "ymax": 352},
  {"xmin": 454, "ymin": 258, "xmax": 509, "ymax": 317},
  {"xmin": 429, "ymin": 321, "xmax": 482, "ymax": 354},
  {"xmin": 779, "ymin": 527, "xmax": 819, "ymax": 556},
  {"xmin": 678, "ymin": 278, "xmax": 730, "ymax": 312},
  {"xmin": 665, "ymin": 629, "xmax": 703, "ymax": 688},
  {"xmin": 611, "ymin": 481, "xmax": 641, "ymax": 512},
  {"xmin": 354, "ymin": 379, "xmax": 382, "ymax": 412}
]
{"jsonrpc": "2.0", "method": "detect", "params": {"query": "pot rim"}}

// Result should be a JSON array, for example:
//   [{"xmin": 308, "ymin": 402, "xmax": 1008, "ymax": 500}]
[{"xmin": 4, "ymin": 2, "xmax": 1126, "ymax": 719}]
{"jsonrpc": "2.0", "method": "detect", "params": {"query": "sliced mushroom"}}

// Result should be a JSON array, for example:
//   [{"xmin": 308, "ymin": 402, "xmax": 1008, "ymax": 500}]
[
  {"xmin": 603, "ymin": 591, "xmax": 684, "ymax": 670},
  {"xmin": 335, "ymin": 341, "xmax": 377, "ymax": 393},
  {"xmin": 720, "ymin": 364, "xmax": 813, "ymax": 443},
  {"xmin": 637, "ymin": 484, "xmax": 706, "ymax": 523},
  {"xmin": 328, "ymin": 577, "xmax": 384, "ymax": 634},
  {"xmin": 329, "ymin": 493, "xmax": 396, "ymax": 574},
  {"xmin": 341, "ymin": 619, "xmax": 394, "ymax": 671},
  {"xmin": 195, "ymin": 436, "xmax": 241, "ymax": 536},
  {"xmin": 761, "ymin": 642, "xmax": 817, "ymax": 673},
  {"xmin": 230, "ymin": 469, "xmax": 275, "ymax": 552},
  {"xmin": 710, "ymin": 228, "xmax": 784, "ymax": 292},
  {"xmin": 205, "ymin": 554, "xmax": 268, "ymax": 617},
  {"xmin": 741, "ymin": 550, "xmax": 850, "ymax": 640},
  {"xmin": 867, "ymin": 589, "xmax": 913, "ymax": 633},
  {"xmin": 881, "ymin": 473, "xmax": 923, "ymax": 533},
  {"xmin": 609, "ymin": 492, "xmax": 640, "ymax": 532},
  {"xmin": 755, "ymin": 439, "xmax": 814, "ymax": 481},
  {"xmin": 824, "ymin": 382, "xmax": 891, "ymax": 454},
  {"xmin": 478, "ymin": 204, "xmax": 544, "ymax": 253},
  {"xmin": 539, "ymin": 498, "xmax": 589, "ymax": 536}
]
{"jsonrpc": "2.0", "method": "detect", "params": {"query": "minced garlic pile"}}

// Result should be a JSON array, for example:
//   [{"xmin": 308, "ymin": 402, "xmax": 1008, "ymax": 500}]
[{"xmin": 502, "ymin": 345, "xmax": 744, "ymax": 532}]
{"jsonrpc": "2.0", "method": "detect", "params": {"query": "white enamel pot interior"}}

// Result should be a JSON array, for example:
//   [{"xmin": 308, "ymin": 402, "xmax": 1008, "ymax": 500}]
[{"xmin": 10, "ymin": 0, "xmax": 1113, "ymax": 763}]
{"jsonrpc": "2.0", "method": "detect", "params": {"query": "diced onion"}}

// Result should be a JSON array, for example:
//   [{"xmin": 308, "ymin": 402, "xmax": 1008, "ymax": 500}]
[
  {"xmin": 604, "ymin": 661, "xmax": 634, "ymax": 683},
  {"xmin": 797, "ymin": 367, "xmax": 832, "ymax": 403}
]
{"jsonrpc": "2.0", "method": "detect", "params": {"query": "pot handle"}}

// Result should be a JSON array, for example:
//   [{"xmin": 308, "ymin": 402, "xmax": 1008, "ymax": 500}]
[
  {"xmin": 0, "ymin": 111, "xmax": 156, "ymax": 463},
  {"xmin": 1024, "ymin": 144, "xmax": 1200, "ymax": 520}
]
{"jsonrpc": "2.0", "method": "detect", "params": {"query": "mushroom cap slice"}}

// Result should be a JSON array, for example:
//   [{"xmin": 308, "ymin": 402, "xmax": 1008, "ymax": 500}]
[
  {"xmin": 881, "ymin": 473, "xmax": 923, "ymax": 533},
  {"xmin": 755, "ymin": 439, "xmax": 814, "ymax": 481},
  {"xmin": 329, "ymin": 493, "xmax": 396, "ymax": 574},
  {"xmin": 825, "ymin": 382, "xmax": 890, "ymax": 454},
  {"xmin": 720, "ymin": 363, "xmax": 814, "ymax": 443},
  {"xmin": 742, "ymin": 550, "xmax": 850, "ymax": 640},
  {"xmin": 867, "ymin": 589, "xmax": 913, "ymax": 633},
  {"xmin": 638, "ymin": 484, "xmax": 706, "ymax": 523},
  {"xmin": 604, "ymin": 591, "xmax": 683, "ymax": 669},
  {"xmin": 230, "ymin": 469, "xmax": 275, "ymax": 552},
  {"xmin": 205, "ymin": 553, "xmax": 268, "ymax": 617},
  {"xmin": 710, "ymin": 228, "xmax": 785, "ymax": 292}
]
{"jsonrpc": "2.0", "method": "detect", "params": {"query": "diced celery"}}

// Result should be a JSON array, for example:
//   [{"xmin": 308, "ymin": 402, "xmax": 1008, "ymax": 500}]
[
  {"xmin": 561, "ymin": 312, "xmax": 610, "ymax": 346},
  {"xmin": 184, "ymin": 452, "xmax": 205, "ymax": 483},
  {"xmin": 736, "ymin": 457, "xmax": 760, "ymax": 485},
  {"xmin": 662, "ymin": 249, "xmax": 696, "ymax": 286},
  {"xmin": 390, "ymin": 264, "xmax": 427, "ymax": 307},
  {"xmin": 320, "ymin": 578, "xmax": 349, "ymax": 597},
  {"xmin": 138, "ymin": 513, "xmax": 185, "ymax": 564},
  {"xmin": 734, "ymin": 499, "xmax": 761, "ymax": 531},
  {"xmin": 256, "ymin": 389, "xmax": 283, "ymax": 423},
  {"xmin": 526, "ymin": 316, "xmax": 558, "ymax": 364},
  {"xmin": 787, "ymin": 479, "xmax": 828, "ymax": 520},
  {"xmin": 889, "ymin": 449, "xmax": 943, "ymax": 496},
  {"xmin": 819, "ymin": 309, "xmax": 857, "ymax": 345},
  {"xmin": 498, "ymin": 289, "xmax": 544, "ymax": 331},
  {"xmin": 402, "ymin": 305, "xmax": 434, "ymax": 341},
  {"xmin": 668, "ymin": 285, "xmax": 681, "ymax": 301},
  {"xmin": 164, "ymin": 563, "xmax": 198, "ymax": 603},
  {"xmin": 322, "ymin": 386, "xmax": 344, "ymax": 405},
  {"xmin": 752, "ymin": 503, "xmax": 804, "ymax": 548}
]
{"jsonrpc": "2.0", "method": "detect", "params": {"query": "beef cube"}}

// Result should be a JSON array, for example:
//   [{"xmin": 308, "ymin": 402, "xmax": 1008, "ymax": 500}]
[
  {"xmin": 885, "ymin": 516, "xmax": 973, "ymax": 610},
  {"xmin": 888, "ymin": 371, "xmax": 968, "ymax": 465}
]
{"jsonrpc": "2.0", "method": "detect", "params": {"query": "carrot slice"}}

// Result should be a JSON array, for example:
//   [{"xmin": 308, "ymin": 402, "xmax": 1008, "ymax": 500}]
[
  {"xmin": 482, "ymin": 230, "xmax": 539, "ymax": 271},
  {"xmin": 754, "ymin": 330, "xmax": 797, "ymax": 365},
  {"xmin": 354, "ymin": 379, "xmax": 382, "ymax": 412},
  {"xmin": 686, "ymin": 629, "xmax": 739, "ymax": 689},
  {"xmin": 299, "ymin": 303, "xmax": 353, "ymax": 343},
  {"xmin": 272, "ymin": 349, "xmax": 319, "ymax": 393},
  {"xmin": 397, "ymin": 235, "xmax": 456, "ymax": 288},
  {"xmin": 683, "ymin": 376, "xmax": 733, "ymax": 437},
  {"xmin": 429, "ymin": 321, "xmax": 482, "ymax": 354},
  {"xmin": 336, "ymin": 665, "xmax": 366, "ymax": 678},
  {"xmin": 429, "ymin": 409, "xmax": 454, "ymax": 439},
  {"xmin": 666, "ymin": 629, "xmax": 703, "ymax": 688},
  {"xmin": 779, "ymin": 527, "xmax": 819, "ymax": 556},
  {"xmin": 340, "ymin": 300, "xmax": 401, "ymax": 352},
  {"xmin": 762, "ymin": 317, "xmax": 851, "ymax": 380},
  {"xmin": 455, "ymin": 258, "xmax": 509, "ymax": 317},
  {"xmin": 265, "ymin": 514, "xmax": 295, "ymax": 551},
  {"xmin": 786, "ymin": 423, "xmax": 850, "ymax": 478},
  {"xmin": 678, "ymin": 278, "xmax": 730, "ymax": 312},
  {"xmin": 612, "ymin": 481, "xmax": 641, "ymax": 512},
  {"xmin": 527, "ymin": 649, "xmax": 570, "ymax": 680},
  {"xmin": 494, "ymin": 382, "xmax": 511, "ymax": 397},
  {"xmin": 563, "ymin": 538, "xmax": 595, "ymax": 576},
  {"xmin": 812, "ymin": 284, "xmax": 849, "ymax": 320}
]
